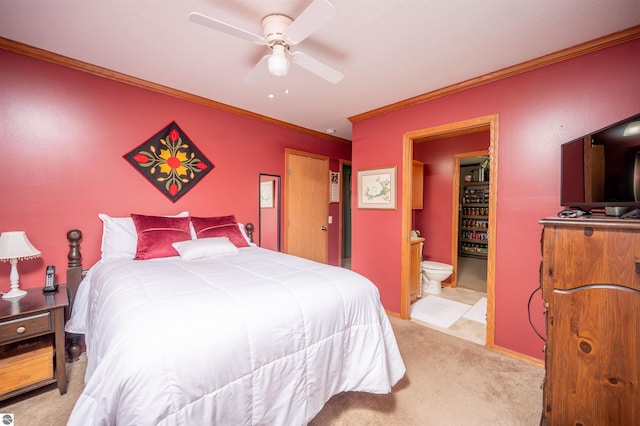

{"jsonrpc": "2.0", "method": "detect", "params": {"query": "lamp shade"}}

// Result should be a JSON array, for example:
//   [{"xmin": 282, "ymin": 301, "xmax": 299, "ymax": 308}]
[{"xmin": 0, "ymin": 231, "xmax": 41, "ymax": 261}]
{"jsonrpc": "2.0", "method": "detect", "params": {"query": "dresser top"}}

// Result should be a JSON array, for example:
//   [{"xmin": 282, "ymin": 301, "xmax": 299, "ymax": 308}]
[
  {"xmin": 540, "ymin": 215, "xmax": 640, "ymax": 230},
  {"xmin": 0, "ymin": 286, "xmax": 68, "ymax": 320}
]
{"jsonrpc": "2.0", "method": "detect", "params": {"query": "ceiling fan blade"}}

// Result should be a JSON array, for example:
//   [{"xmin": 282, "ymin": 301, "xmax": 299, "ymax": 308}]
[
  {"xmin": 291, "ymin": 51, "xmax": 343, "ymax": 84},
  {"xmin": 286, "ymin": 0, "xmax": 336, "ymax": 45},
  {"xmin": 243, "ymin": 55, "xmax": 270, "ymax": 85},
  {"xmin": 189, "ymin": 12, "xmax": 266, "ymax": 45}
]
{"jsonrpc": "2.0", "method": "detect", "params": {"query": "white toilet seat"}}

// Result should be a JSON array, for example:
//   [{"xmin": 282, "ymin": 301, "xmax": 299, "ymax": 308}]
[{"xmin": 422, "ymin": 260, "xmax": 453, "ymax": 272}]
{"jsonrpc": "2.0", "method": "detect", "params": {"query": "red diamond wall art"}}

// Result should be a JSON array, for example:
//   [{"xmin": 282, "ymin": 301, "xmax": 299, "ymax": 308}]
[{"xmin": 124, "ymin": 121, "xmax": 214, "ymax": 202}]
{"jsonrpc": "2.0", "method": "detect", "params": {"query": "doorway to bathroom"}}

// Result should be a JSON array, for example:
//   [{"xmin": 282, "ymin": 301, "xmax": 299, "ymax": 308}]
[{"xmin": 401, "ymin": 114, "xmax": 498, "ymax": 349}]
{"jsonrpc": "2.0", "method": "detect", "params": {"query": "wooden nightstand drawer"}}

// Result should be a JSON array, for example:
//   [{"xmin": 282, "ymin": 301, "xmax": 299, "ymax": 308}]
[
  {"xmin": 0, "ymin": 336, "xmax": 54, "ymax": 394},
  {"xmin": 0, "ymin": 312, "xmax": 52, "ymax": 344}
]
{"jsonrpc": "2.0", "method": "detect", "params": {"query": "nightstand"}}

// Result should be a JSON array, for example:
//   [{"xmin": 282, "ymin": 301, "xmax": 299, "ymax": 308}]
[{"xmin": 0, "ymin": 286, "xmax": 68, "ymax": 401}]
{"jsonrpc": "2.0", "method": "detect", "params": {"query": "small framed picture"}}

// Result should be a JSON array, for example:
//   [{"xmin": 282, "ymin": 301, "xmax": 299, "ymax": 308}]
[
  {"xmin": 357, "ymin": 166, "xmax": 397, "ymax": 209},
  {"xmin": 330, "ymin": 171, "xmax": 340, "ymax": 203},
  {"xmin": 260, "ymin": 180, "xmax": 274, "ymax": 208}
]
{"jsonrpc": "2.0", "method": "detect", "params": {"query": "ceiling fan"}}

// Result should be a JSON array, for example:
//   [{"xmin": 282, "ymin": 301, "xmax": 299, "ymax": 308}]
[{"xmin": 189, "ymin": 0, "xmax": 343, "ymax": 84}]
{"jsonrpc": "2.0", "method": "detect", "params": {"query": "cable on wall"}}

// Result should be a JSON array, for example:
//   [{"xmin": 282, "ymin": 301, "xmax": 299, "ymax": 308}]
[{"xmin": 527, "ymin": 286, "xmax": 546, "ymax": 342}]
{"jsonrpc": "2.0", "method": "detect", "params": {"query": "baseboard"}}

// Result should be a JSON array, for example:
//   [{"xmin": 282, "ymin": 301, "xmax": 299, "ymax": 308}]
[
  {"xmin": 385, "ymin": 309, "xmax": 407, "ymax": 320},
  {"xmin": 491, "ymin": 344, "xmax": 544, "ymax": 367}
]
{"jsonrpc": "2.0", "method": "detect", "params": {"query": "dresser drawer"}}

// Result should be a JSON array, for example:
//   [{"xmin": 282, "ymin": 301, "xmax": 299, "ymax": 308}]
[
  {"xmin": 0, "ymin": 312, "xmax": 52, "ymax": 344},
  {"xmin": 544, "ymin": 226, "xmax": 640, "ymax": 292},
  {"xmin": 0, "ymin": 336, "xmax": 54, "ymax": 395}
]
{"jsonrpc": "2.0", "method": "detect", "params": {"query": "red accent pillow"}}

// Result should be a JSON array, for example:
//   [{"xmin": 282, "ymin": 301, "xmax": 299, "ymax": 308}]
[
  {"xmin": 190, "ymin": 215, "xmax": 250, "ymax": 248},
  {"xmin": 131, "ymin": 214, "xmax": 191, "ymax": 260}
]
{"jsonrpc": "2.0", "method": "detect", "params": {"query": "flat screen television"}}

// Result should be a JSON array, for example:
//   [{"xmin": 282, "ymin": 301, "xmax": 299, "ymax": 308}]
[{"xmin": 561, "ymin": 113, "xmax": 640, "ymax": 210}]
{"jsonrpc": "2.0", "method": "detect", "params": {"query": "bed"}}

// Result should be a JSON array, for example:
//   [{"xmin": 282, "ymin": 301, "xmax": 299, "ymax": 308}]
[{"xmin": 63, "ymin": 213, "xmax": 406, "ymax": 425}]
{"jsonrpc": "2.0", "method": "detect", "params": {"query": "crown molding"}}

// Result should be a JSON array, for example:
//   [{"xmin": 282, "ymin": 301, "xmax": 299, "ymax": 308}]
[
  {"xmin": 0, "ymin": 37, "xmax": 350, "ymax": 144},
  {"xmin": 349, "ymin": 25, "xmax": 640, "ymax": 123}
]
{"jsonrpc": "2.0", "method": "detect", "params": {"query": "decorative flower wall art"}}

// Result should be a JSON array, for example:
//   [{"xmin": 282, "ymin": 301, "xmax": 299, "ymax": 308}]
[
  {"xmin": 124, "ymin": 121, "xmax": 214, "ymax": 202},
  {"xmin": 357, "ymin": 166, "xmax": 397, "ymax": 209}
]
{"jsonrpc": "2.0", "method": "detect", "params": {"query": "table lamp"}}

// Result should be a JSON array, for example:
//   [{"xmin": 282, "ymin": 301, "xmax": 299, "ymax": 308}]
[{"xmin": 0, "ymin": 231, "xmax": 41, "ymax": 299}]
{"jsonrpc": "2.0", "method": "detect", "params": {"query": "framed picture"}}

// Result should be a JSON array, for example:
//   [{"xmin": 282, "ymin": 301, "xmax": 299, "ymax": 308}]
[
  {"xmin": 260, "ymin": 180, "xmax": 274, "ymax": 208},
  {"xmin": 330, "ymin": 171, "xmax": 340, "ymax": 203},
  {"xmin": 357, "ymin": 166, "xmax": 397, "ymax": 209}
]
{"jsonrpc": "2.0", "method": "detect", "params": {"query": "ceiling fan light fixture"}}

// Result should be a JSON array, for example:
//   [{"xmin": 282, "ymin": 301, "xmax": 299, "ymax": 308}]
[
  {"xmin": 268, "ymin": 44, "xmax": 289, "ymax": 77},
  {"xmin": 191, "ymin": 0, "xmax": 341, "ymax": 83}
]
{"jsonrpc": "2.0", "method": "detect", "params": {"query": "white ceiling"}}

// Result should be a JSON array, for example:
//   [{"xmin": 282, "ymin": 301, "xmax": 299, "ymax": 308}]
[{"xmin": 1, "ymin": 1, "xmax": 639, "ymax": 141}]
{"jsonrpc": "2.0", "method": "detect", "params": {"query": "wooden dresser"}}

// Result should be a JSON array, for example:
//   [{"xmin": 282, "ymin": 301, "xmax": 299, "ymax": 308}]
[{"xmin": 539, "ymin": 217, "xmax": 640, "ymax": 425}]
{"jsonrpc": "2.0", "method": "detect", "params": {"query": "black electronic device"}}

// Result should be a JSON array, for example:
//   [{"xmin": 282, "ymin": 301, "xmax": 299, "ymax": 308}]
[
  {"xmin": 43, "ymin": 265, "xmax": 58, "ymax": 293},
  {"xmin": 560, "ymin": 112, "xmax": 640, "ymax": 211},
  {"xmin": 621, "ymin": 208, "xmax": 640, "ymax": 219},
  {"xmin": 557, "ymin": 207, "xmax": 590, "ymax": 218}
]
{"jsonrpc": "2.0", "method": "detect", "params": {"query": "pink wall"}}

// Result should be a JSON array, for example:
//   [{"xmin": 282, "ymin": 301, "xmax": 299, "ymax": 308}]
[
  {"xmin": 352, "ymin": 39, "xmax": 640, "ymax": 359},
  {"xmin": 0, "ymin": 49, "xmax": 350, "ymax": 289},
  {"xmin": 350, "ymin": 121, "xmax": 404, "ymax": 309},
  {"xmin": 414, "ymin": 132, "xmax": 489, "ymax": 264}
]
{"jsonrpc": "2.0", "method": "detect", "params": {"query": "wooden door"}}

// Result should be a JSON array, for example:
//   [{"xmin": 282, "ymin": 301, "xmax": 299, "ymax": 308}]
[{"xmin": 285, "ymin": 150, "xmax": 329, "ymax": 263}]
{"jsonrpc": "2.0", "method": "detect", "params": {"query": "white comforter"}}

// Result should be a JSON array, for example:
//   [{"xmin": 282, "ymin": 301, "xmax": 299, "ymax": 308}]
[{"xmin": 66, "ymin": 247, "xmax": 405, "ymax": 425}]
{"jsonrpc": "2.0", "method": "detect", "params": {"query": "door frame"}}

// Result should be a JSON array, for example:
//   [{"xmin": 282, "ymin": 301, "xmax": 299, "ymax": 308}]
[
  {"xmin": 450, "ymin": 150, "xmax": 489, "ymax": 288},
  {"xmin": 338, "ymin": 159, "xmax": 352, "ymax": 265},
  {"xmin": 401, "ymin": 114, "xmax": 499, "ymax": 350}
]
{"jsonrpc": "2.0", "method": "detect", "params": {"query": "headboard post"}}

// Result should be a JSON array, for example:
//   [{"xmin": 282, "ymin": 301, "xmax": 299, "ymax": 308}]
[
  {"xmin": 66, "ymin": 229, "xmax": 83, "ymax": 310},
  {"xmin": 245, "ymin": 223, "xmax": 254, "ymax": 243},
  {"xmin": 66, "ymin": 229, "xmax": 85, "ymax": 362},
  {"xmin": 67, "ymin": 229, "xmax": 82, "ymax": 267}
]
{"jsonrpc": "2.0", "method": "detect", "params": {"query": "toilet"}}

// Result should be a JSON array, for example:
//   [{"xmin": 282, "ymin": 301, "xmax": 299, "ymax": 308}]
[{"xmin": 421, "ymin": 261, "xmax": 454, "ymax": 295}]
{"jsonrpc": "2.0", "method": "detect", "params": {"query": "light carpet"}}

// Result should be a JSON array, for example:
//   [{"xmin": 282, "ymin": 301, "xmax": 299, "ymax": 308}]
[
  {"xmin": 463, "ymin": 296, "xmax": 487, "ymax": 324},
  {"xmin": 410, "ymin": 295, "xmax": 471, "ymax": 329},
  {"xmin": 1, "ymin": 316, "xmax": 546, "ymax": 425}
]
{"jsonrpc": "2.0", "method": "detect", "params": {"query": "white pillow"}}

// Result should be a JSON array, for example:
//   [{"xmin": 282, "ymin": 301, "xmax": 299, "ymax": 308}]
[
  {"xmin": 99, "ymin": 212, "xmax": 189, "ymax": 260},
  {"xmin": 172, "ymin": 237, "xmax": 239, "ymax": 260}
]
